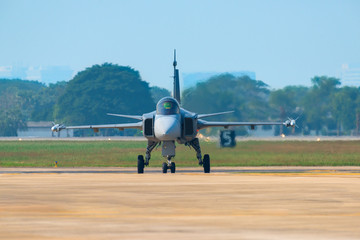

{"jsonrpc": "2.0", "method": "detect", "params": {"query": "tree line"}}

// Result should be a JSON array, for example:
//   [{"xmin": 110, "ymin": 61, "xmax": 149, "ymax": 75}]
[
  {"xmin": 0, "ymin": 64, "xmax": 169, "ymax": 136},
  {"xmin": 183, "ymin": 74, "xmax": 360, "ymax": 136},
  {"xmin": 0, "ymin": 63, "xmax": 359, "ymax": 136}
]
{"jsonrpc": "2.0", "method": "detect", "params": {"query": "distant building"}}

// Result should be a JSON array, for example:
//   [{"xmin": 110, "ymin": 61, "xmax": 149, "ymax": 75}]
[
  {"xmin": 0, "ymin": 65, "xmax": 74, "ymax": 84},
  {"xmin": 18, "ymin": 121, "xmax": 73, "ymax": 138},
  {"xmin": 26, "ymin": 66, "xmax": 42, "ymax": 81},
  {"xmin": 182, "ymin": 71, "xmax": 256, "ymax": 89},
  {"xmin": 247, "ymin": 125, "xmax": 276, "ymax": 137},
  {"xmin": 0, "ymin": 66, "xmax": 13, "ymax": 78},
  {"xmin": 340, "ymin": 64, "xmax": 360, "ymax": 87},
  {"xmin": 11, "ymin": 65, "xmax": 27, "ymax": 79}
]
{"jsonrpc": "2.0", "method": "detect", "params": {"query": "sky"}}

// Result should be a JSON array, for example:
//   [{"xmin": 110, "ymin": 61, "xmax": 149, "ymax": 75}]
[{"xmin": 0, "ymin": 0, "xmax": 359, "ymax": 90}]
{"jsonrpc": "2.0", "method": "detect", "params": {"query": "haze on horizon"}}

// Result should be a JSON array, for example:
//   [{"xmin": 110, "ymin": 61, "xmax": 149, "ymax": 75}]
[{"xmin": 0, "ymin": 0, "xmax": 359, "ymax": 90}]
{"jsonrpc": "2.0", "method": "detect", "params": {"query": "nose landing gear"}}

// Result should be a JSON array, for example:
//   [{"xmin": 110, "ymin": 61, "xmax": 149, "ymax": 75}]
[{"xmin": 162, "ymin": 157, "xmax": 176, "ymax": 173}]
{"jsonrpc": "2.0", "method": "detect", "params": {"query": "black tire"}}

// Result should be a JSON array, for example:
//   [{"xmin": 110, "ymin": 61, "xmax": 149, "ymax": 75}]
[
  {"xmin": 170, "ymin": 162, "xmax": 176, "ymax": 173},
  {"xmin": 137, "ymin": 155, "xmax": 144, "ymax": 174},
  {"xmin": 162, "ymin": 162, "xmax": 168, "ymax": 173},
  {"xmin": 203, "ymin": 154, "xmax": 210, "ymax": 173}
]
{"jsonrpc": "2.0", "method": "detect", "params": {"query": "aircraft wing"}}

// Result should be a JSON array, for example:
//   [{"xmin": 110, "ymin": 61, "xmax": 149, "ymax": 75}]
[
  {"xmin": 51, "ymin": 122, "xmax": 143, "ymax": 132},
  {"xmin": 197, "ymin": 111, "xmax": 234, "ymax": 119},
  {"xmin": 197, "ymin": 119, "xmax": 286, "ymax": 130}
]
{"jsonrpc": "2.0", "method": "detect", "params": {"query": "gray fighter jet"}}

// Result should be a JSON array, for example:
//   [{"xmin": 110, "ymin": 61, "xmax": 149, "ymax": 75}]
[{"xmin": 52, "ymin": 51, "xmax": 296, "ymax": 174}]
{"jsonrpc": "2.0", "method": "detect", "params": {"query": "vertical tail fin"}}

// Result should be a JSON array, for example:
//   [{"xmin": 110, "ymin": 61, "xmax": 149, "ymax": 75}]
[{"xmin": 173, "ymin": 49, "xmax": 181, "ymax": 104}]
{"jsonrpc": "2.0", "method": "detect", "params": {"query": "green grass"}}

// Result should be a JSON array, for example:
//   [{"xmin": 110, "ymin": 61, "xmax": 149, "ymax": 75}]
[{"xmin": 1, "ymin": 140, "xmax": 360, "ymax": 167}]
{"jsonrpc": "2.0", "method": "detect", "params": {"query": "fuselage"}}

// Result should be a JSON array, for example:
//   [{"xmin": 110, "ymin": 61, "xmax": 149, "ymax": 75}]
[
  {"xmin": 153, "ymin": 97, "xmax": 182, "ymax": 141},
  {"xmin": 142, "ymin": 97, "xmax": 197, "ymax": 143},
  {"xmin": 154, "ymin": 114, "xmax": 181, "ymax": 141}
]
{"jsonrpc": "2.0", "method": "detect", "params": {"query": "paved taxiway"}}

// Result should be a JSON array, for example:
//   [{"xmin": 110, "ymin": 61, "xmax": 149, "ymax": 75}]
[{"xmin": 1, "ymin": 168, "xmax": 360, "ymax": 240}]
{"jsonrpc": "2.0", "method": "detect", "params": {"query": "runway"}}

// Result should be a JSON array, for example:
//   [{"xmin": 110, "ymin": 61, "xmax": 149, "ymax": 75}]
[
  {"xmin": 1, "ymin": 166, "xmax": 360, "ymax": 174},
  {"xmin": 1, "ymin": 168, "xmax": 360, "ymax": 240}
]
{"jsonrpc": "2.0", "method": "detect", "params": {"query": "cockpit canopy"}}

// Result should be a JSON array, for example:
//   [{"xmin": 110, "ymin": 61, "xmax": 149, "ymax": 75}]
[{"xmin": 156, "ymin": 97, "xmax": 180, "ymax": 115}]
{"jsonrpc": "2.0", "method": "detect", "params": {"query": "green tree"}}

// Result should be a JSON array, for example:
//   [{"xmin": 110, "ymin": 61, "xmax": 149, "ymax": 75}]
[
  {"xmin": 331, "ymin": 86, "xmax": 360, "ymax": 135},
  {"xmin": 0, "ymin": 88, "xmax": 27, "ymax": 136},
  {"xmin": 0, "ymin": 79, "xmax": 44, "ymax": 95},
  {"xmin": 31, "ymin": 81, "xmax": 67, "ymax": 121},
  {"xmin": 182, "ymin": 74, "xmax": 273, "ymax": 135},
  {"xmin": 55, "ymin": 63, "xmax": 155, "ymax": 135},
  {"xmin": 269, "ymin": 86, "xmax": 308, "ymax": 135},
  {"xmin": 303, "ymin": 76, "xmax": 340, "ymax": 135},
  {"xmin": 150, "ymin": 86, "xmax": 171, "ymax": 103},
  {"xmin": 183, "ymin": 74, "xmax": 271, "ymax": 118},
  {"xmin": 0, "ymin": 79, "xmax": 44, "ymax": 136}
]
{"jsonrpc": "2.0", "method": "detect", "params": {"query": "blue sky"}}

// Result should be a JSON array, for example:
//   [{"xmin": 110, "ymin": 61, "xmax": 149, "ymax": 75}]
[{"xmin": 0, "ymin": 0, "xmax": 359, "ymax": 90}]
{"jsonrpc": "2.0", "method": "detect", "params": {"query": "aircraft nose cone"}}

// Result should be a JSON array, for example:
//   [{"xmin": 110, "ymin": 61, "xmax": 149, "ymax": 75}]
[{"xmin": 154, "ymin": 117, "xmax": 181, "ymax": 140}]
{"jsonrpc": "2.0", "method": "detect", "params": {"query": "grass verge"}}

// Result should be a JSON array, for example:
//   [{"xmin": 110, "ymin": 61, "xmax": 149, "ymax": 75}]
[{"xmin": 1, "ymin": 140, "xmax": 360, "ymax": 167}]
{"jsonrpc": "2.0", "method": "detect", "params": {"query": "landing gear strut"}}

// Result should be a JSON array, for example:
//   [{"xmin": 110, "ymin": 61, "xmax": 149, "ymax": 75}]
[
  {"xmin": 187, "ymin": 138, "xmax": 203, "ymax": 165},
  {"xmin": 137, "ymin": 141, "xmax": 159, "ymax": 174},
  {"xmin": 187, "ymin": 138, "xmax": 211, "ymax": 173},
  {"xmin": 145, "ymin": 140, "xmax": 159, "ymax": 166}
]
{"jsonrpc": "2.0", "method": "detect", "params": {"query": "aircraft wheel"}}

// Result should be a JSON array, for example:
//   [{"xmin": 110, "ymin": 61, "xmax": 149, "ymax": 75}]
[
  {"xmin": 203, "ymin": 154, "xmax": 210, "ymax": 173},
  {"xmin": 170, "ymin": 162, "xmax": 176, "ymax": 173},
  {"xmin": 162, "ymin": 162, "xmax": 168, "ymax": 173},
  {"xmin": 137, "ymin": 155, "xmax": 145, "ymax": 174}
]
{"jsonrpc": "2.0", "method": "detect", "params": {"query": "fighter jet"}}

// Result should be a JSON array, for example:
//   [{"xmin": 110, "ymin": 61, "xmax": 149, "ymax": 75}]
[{"xmin": 52, "ymin": 50, "xmax": 296, "ymax": 174}]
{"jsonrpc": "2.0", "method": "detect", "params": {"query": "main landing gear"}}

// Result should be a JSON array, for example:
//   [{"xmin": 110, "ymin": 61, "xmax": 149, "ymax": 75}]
[
  {"xmin": 137, "ymin": 138, "xmax": 210, "ymax": 174},
  {"xmin": 186, "ymin": 138, "xmax": 211, "ymax": 173},
  {"xmin": 137, "ymin": 140, "xmax": 160, "ymax": 174},
  {"xmin": 137, "ymin": 154, "xmax": 210, "ymax": 174},
  {"xmin": 137, "ymin": 155, "xmax": 145, "ymax": 174},
  {"xmin": 202, "ymin": 154, "xmax": 210, "ymax": 173}
]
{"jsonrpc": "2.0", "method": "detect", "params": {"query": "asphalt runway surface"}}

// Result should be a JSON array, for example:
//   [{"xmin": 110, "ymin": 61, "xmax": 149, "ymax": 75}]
[
  {"xmin": 1, "ymin": 168, "xmax": 360, "ymax": 240},
  {"xmin": 1, "ymin": 166, "xmax": 360, "ymax": 174}
]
